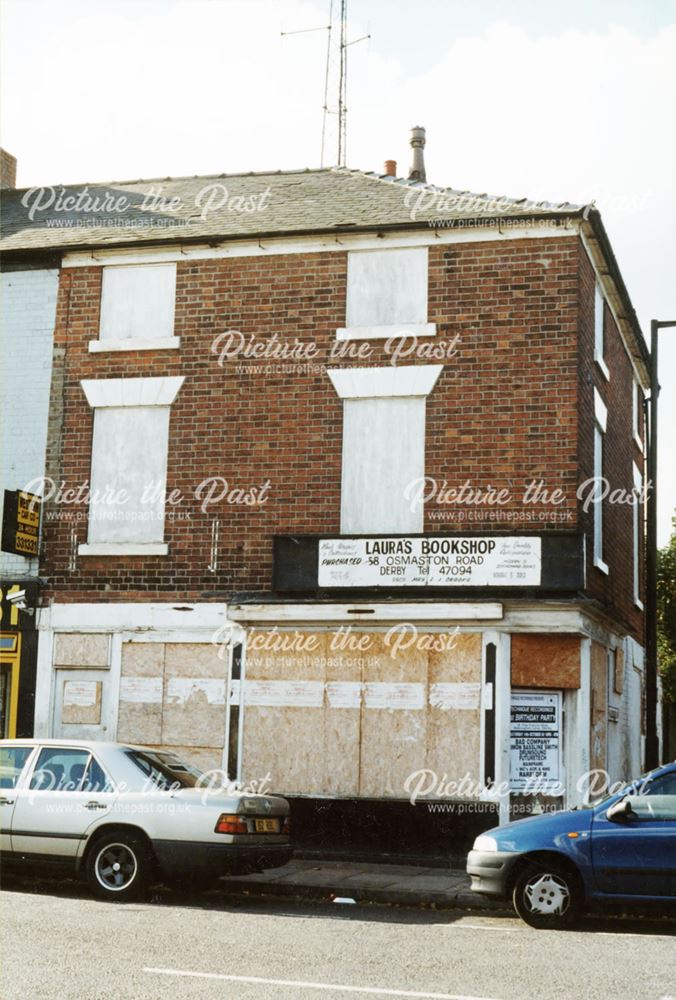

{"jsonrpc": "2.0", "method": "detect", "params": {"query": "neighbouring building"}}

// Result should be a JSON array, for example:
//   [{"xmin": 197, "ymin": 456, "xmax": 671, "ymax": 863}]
[
  {"xmin": 0, "ymin": 131, "xmax": 652, "ymax": 854},
  {"xmin": 0, "ymin": 149, "xmax": 59, "ymax": 738}
]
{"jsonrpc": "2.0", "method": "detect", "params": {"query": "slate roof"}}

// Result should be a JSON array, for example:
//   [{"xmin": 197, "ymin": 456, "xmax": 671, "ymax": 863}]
[
  {"xmin": 0, "ymin": 163, "xmax": 648, "ymax": 374},
  {"xmin": 0, "ymin": 166, "xmax": 587, "ymax": 255}
]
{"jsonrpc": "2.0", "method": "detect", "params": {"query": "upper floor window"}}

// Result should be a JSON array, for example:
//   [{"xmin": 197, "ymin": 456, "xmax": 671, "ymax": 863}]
[
  {"xmin": 632, "ymin": 378, "xmax": 644, "ymax": 451},
  {"xmin": 633, "ymin": 462, "xmax": 644, "ymax": 609},
  {"xmin": 337, "ymin": 247, "xmax": 435, "ymax": 341},
  {"xmin": 90, "ymin": 263, "xmax": 178, "ymax": 353},
  {"xmin": 593, "ymin": 388, "xmax": 608, "ymax": 575},
  {"xmin": 78, "ymin": 376, "xmax": 184, "ymax": 556},
  {"xmin": 327, "ymin": 365, "xmax": 443, "ymax": 532},
  {"xmin": 594, "ymin": 282, "xmax": 609, "ymax": 380}
]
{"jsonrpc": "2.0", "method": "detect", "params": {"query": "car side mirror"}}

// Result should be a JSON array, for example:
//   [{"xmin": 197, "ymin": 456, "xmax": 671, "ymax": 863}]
[{"xmin": 607, "ymin": 796, "xmax": 635, "ymax": 823}]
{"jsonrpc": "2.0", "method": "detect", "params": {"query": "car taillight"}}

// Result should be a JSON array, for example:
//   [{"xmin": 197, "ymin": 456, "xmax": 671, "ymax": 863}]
[
  {"xmin": 282, "ymin": 816, "xmax": 291, "ymax": 835},
  {"xmin": 215, "ymin": 814, "xmax": 249, "ymax": 835}
]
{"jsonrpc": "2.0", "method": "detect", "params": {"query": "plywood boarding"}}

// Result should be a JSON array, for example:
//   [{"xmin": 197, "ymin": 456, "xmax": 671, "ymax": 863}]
[
  {"xmin": 241, "ymin": 630, "xmax": 483, "ymax": 799},
  {"xmin": 61, "ymin": 680, "xmax": 102, "ymax": 725},
  {"xmin": 116, "ymin": 641, "xmax": 227, "ymax": 760},
  {"xmin": 117, "ymin": 643, "xmax": 164, "ymax": 745},
  {"xmin": 590, "ymin": 641, "xmax": 608, "ymax": 772},
  {"xmin": 243, "ymin": 632, "xmax": 336, "ymax": 795},
  {"xmin": 511, "ymin": 634, "xmax": 581, "ymax": 689},
  {"xmin": 614, "ymin": 647, "xmax": 624, "ymax": 695},
  {"xmin": 358, "ymin": 633, "xmax": 429, "ymax": 798},
  {"xmin": 426, "ymin": 634, "xmax": 482, "ymax": 790},
  {"xmin": 162, "ymin": 643, "xmax": 228, "ymax": 749},
  {"xmin": 54, "ymin": 633, "xmax": 109, "ymax": 668}
]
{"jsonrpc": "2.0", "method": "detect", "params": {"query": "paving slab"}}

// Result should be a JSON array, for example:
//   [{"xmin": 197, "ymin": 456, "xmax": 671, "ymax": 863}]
[{"xmin": 220, "ymin": 858, "xmax": 506, "ymax": 911}]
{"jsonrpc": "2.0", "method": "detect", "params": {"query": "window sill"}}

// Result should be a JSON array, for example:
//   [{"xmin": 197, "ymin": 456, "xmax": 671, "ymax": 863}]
[
  {"xmin": 593, "ymin": 556, "xmax": 609, "ymax": 575},
  {"xmin": 336, "ymin": 322, "xmax": 436, "ymax": 342},
  {"xmin": 78, "ymin": 543, "xmax": 168, "ymax": 556},
  {"xmin": 88, "ymin": 337, "xmax": 180, "ymax": 353},
  {"xmin": 594, "ymin": 353, "xmax": 610, "ymax": 381}
]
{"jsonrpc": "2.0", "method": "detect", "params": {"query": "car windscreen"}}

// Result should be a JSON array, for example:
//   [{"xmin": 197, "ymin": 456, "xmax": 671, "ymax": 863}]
[
  {"xmin": 125, "ymin": 750, "xmax": 204, "ymax": 790},
  {"xmin": 585, "ymin": 766, "xmax": 665, "ymax": 809}
]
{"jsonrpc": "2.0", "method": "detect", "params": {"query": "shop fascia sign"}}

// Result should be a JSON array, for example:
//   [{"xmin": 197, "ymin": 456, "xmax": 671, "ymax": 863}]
[{"xmin": 317, "ymin": 535, "xmax": 541, "ymax": 588}]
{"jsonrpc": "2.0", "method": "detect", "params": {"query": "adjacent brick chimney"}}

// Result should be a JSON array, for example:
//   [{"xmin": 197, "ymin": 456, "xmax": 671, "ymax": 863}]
[
  {"xmin": 1, "ymin": 148, "xmax": 17, "ymax": 189},
  {"xmin": 383, "ymin": 160, "xmax": 397, "ymax": 177}
]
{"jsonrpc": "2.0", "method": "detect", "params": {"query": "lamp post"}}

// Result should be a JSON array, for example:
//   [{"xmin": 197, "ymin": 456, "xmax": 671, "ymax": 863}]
[{"xmin": 645, "ymin": 319, "xmax": 676, "ymax": 770}]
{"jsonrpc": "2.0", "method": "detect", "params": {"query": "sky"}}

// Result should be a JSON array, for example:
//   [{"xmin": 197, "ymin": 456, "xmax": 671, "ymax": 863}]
[{"xmin": 2, "ymin": 0, "xmax": 675, "ymax": 543}]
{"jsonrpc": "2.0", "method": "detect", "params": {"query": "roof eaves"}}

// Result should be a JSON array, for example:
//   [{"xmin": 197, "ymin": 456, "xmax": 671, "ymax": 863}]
[
  {"xmin": 582, "ymin": 208, "xmax": 649, "ymax": 380},
  {"xmin": 0, "ymin": 209, "xmax": 587, "ymax": 261}
]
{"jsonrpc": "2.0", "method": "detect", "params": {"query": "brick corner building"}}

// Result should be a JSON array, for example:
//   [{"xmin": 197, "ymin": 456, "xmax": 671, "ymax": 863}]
[{"xmin": 0, "ymin": 136, "xmax": 652, "ymax": 855}]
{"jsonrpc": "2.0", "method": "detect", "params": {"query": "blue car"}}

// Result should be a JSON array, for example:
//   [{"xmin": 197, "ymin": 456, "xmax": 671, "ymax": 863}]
[{"xmin": 467, "ymin": 760, "xmax": 676, "ymax": 927}]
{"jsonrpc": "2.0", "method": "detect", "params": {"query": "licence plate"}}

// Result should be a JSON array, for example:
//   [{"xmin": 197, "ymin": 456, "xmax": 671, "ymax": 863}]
[{"xmin": 254, "ymin": 818, "xmax": 280, "ymax": 833}]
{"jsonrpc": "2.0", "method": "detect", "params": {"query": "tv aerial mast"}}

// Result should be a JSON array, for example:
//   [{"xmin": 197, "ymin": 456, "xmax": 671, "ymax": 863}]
[{"xmin": 282, "ymin": 0, "xmax": 369, "ymax": 167}]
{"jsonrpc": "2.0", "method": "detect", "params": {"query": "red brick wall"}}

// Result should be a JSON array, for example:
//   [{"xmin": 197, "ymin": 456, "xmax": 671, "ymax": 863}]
[
  {"xmin": 39, "ymin": 235, "xmax": 642, "ymax": 639},
  {"xmin": 577, "ymin": 246, "xmax": 645, "ymax": 641}
]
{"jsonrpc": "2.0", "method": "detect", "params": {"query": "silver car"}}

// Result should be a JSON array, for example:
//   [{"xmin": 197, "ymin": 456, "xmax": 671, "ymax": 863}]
[{"xmin": 0, "ymin": 739, "xmax": 292, "ymax": 900}]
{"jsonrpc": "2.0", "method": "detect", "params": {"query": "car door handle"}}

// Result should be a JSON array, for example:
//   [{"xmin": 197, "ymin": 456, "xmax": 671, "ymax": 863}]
[
  {"xmin": 0, "ymin": 796, "xmax": 15, "ymax": 806},
  {"xmin": 84, "ymin": 801, "xmax": 107, "ymax": 810}
]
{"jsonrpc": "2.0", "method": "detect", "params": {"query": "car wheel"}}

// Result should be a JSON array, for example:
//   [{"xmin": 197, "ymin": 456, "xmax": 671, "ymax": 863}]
[
  {"xmin": 85, "ymin": 832, "xmax": 151, "ymax": 902},
  {"xmin": 512, "ymin": 862, "xmax": 582, "ymax": 929}
]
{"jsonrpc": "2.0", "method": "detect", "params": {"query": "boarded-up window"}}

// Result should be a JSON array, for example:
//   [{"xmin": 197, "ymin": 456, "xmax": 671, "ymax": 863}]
[
  {"xmin": 510, "ymin": 634, "xmax": 581, "ymax": 689},
  {"xmin": 342, "ymin": 396, "xmax": 425, "ymax": 533},
  {"xmin": 99, "ymin": 264, "xmax": 176, "ymax": 343},
  {"xmin": 345, "ymin": 248, "xmax": 428, "ymax": 329},
  {"xmin": 80, "ymin": 376, "xmax": 183, "ymax": 551},
  {"xmin": 88, "ymin": 406, "xmax": 169, "ymax": 545},
  {"xmin": 328, "ymin": 365, "xmax": 442, "ymax": 534}
]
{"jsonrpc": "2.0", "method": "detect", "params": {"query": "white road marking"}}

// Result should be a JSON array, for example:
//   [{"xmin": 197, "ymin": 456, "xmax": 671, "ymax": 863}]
[
  {"xmin": 589, "ymin": 930, "xmax": 676, "ymax": 941},
  {"xmin": 144, "ymin": 967, "xmax": 504, "ymax": 1000},
  {"xmin": 446, "ymin": 922, "xmax": 676, "ymax": 941},
  {"xmin": 446, "ymin": 924, "xmax": 516, "ymax": 932}
]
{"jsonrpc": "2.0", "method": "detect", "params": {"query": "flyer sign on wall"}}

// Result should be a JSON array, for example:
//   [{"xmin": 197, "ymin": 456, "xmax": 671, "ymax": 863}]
[{"xmin": 509, "ymin": 690, "xmax": 562, "ymax": 792}]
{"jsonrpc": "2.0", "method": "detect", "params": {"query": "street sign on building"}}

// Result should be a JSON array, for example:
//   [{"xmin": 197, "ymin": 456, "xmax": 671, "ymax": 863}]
[{"xmin": 1, "ymin": 490, "xmax": 41, "ymax": 557}]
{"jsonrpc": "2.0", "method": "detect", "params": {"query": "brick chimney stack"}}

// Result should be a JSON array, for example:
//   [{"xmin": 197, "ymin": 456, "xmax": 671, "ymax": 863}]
[
  {"xmin": 1, "ymin": 149, "xmax": 17, "ymax": 189},
  {"xmin": 383, "ymin": 160, "xmax": 397, "ymax": 177}
]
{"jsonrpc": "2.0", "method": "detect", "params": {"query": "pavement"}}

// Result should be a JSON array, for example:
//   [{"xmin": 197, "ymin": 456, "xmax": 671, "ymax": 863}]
[{"xmin": 221, "ymin": 857, "xmax": 506, "ymax": 910}]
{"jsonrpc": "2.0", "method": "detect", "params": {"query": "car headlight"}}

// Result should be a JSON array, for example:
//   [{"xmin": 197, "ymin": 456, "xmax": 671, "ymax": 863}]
[{"xmin": 473, "ymin": 835, "xmax": 499, "ymax": 852}]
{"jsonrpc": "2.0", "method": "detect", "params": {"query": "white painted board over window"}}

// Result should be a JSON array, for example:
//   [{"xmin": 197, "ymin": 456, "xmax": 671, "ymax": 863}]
[
  {"xmin": 341, "ymin": 396, "xmax": 425, "ymax": 533},
  {"xmin": 99, "ymin": 264, "xmax": 176, "ymax": 343},
  {"xmin": 633, "ymin": 463, "xmax": 643, "ymax": 606},
  {"xmin": 88, "ymin": 406, "xmax": 170, "ymax": 544},
  {"xmin": 346, "ymin": 248, "xmax": 428, "ymax": 328},
  {"xmin": 594, "ymin": 282, "xmax": 608, "ymax": 379}
]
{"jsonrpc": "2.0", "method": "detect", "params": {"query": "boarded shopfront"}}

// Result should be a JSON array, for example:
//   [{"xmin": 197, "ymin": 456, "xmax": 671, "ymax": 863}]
[{"xmin": 240, "ymin": 630, "xmax": 482, "ymax": 799}]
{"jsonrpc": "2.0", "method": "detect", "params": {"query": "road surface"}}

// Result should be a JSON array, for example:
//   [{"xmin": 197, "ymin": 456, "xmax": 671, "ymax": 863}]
[{"xmin": 1, "ymin": 877, "xmax": 674, "ymax": 1000}]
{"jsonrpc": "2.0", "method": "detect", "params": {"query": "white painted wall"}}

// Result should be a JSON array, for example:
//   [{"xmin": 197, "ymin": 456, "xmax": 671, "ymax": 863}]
[
  {"xmin": 563, "ymin": 638, "xmax": 591, "ymax": 806},
  {"xmin": 0, "ymin": 268, "xmax": 58, "ymax": 576},
  {"xmin": 623, "ymin": 637, "xmax": 645, "ymax": 777}
]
